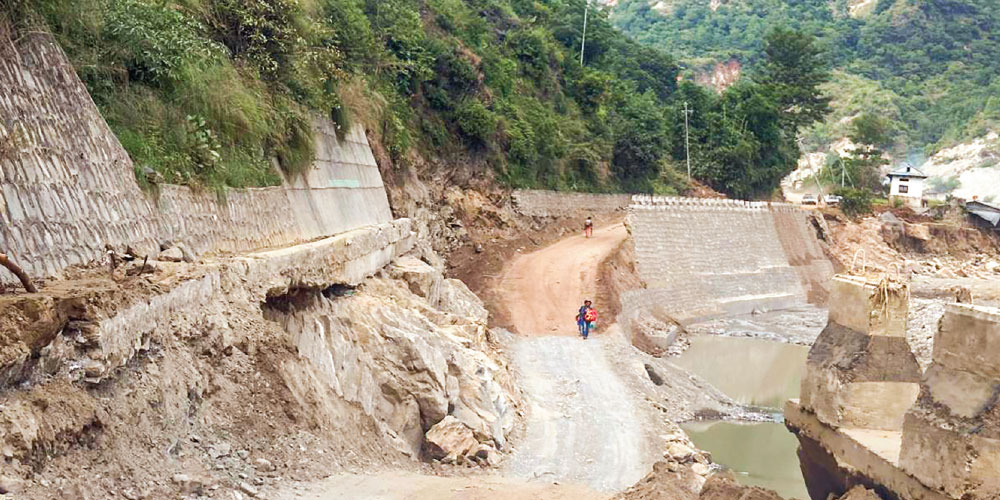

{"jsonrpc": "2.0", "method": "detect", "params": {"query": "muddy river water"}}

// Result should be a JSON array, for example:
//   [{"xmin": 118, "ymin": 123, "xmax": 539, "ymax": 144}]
[{"xmin": 675, "ymin": 335, "xmax": 811, "ymax": 499}]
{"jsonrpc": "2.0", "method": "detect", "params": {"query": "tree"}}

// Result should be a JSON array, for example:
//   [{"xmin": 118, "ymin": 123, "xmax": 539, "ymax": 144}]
[
  {"xmin": 760, "ymin": 28, "xmax": 831, "ymax": 133},
  {"xmin": 609, "ymin": 89, "xmax": 670, "ymax": 187},
  {"xmin": 844, "ymin": 112, "xmax": 892, "ymax": 190}
]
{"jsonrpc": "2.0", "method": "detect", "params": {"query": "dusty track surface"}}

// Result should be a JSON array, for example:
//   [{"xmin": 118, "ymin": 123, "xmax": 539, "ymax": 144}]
[
  {"xmin": 505, "ymin": 331, "xmax": 651, "ymax": 492},
  {"xmin": 279, "ymin": 471, "xmax": 607, "ymax": 500},
  {"xmin": 498, "ymin": 224, "xmax": 628, "ymax": 335},
  {"xmin": 497, "ymin": 223, "xmax": 658, "ymax": 492}
]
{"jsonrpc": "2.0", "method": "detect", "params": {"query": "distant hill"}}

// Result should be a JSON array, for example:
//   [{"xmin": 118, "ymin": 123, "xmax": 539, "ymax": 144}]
[{"xmin": 611, "ymin": 0, "xmax": 1000, "ymax": 155}]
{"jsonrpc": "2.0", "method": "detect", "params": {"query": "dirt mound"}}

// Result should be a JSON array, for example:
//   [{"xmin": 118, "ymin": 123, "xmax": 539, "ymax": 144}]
[{"xmin": 826, "ymin": 211, "xmax": 1000, "ymax": 280}]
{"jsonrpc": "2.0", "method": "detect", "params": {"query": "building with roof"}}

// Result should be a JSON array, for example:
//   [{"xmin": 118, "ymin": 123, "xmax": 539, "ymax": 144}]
[
  {"xmin": 887, "ymin": 165, "xmax": 928, "ymax": 209},
  {"xmin": 967, "ymin": 200, "xmax": 1000, "ymax": 232}
]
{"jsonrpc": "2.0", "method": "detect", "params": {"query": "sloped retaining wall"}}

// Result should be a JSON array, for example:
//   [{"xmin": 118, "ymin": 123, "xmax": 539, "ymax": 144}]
[
  {"xmin": 0, "ymin": 33, "xmax": 392, "ymax": 285},
  {"xmin": 624, "ymin": 196, "xmax": 833, "ymax": 325}
]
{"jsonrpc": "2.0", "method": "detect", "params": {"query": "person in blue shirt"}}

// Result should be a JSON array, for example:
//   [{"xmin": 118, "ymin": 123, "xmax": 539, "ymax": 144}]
[{"xmin": 576, "ymin": 300, "xmax": 597, "ymax": 339}]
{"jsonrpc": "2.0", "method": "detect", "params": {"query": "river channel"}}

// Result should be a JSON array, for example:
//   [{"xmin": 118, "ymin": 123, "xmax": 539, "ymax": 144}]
[{"xmin": 675, "ymin": 334, "xmax": 811, "ymax": 499}]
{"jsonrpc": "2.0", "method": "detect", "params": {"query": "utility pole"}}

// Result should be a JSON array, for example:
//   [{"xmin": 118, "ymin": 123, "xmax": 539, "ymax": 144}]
[
  {"xmin": 580, "ymin": 0, "xmax": 589, "ymax": 66},
  {"xmin": 683, "ymin": 101, "xmax": 693, "ymax": 180}
]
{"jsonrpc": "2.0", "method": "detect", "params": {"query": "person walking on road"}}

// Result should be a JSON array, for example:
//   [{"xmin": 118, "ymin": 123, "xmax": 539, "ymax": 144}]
[
  {"xmin": 584, "ymin": 216, "xmax": 594, "ymax": 238},
  {"xmin": 576, "ymin": 300, "xmax": 598, "ymax": 339}
]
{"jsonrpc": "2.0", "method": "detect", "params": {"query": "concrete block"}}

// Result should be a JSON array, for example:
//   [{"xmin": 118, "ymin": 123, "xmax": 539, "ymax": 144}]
[
  {"xmin": 800, "ymin": 275, "xmax": 921, "ymax": 431},
  {"xmin": 932, "ymin": 304, "xmax": 1000, "ymax": 379},
  {"xmin": 828, "ymin": 276, "xmax": 908, "ymax": 337},
  {"xmin": 899, "ymin": 412, "xmax": 1000, "ymax": 499},
  {"xmin": 923, "ymin": 364, "xmax": 997, "ymax": 419}
]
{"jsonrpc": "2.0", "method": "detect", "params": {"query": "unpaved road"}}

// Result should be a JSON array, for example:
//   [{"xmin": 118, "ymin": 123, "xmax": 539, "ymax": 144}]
[
  {"xmin": 278, "ymin": 471, "xmax": 607, "ymax": 500},
  {"xmin": 278, "ymin": 223, "xmax": 649, "ymax": 499},
  {"xmin": 498, "ymin": 223, "xmax": 657, "ymax": 492},
  {"xmin": 505, "ymin": 332, "xmax": 650, "ymax": 492},
  {"xmin": 498, "ymin": 224, "xmax": 628, "ymax": 335}
]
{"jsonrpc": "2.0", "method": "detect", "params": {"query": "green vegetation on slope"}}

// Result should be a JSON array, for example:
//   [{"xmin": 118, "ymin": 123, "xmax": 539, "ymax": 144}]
[
  {"xmin": 612, "ymin": 0, "xmax": 1000, "ymax": 154},
  {"xmin": 6, "ymin": 0, "xmax": 828, "ymax": 198}
]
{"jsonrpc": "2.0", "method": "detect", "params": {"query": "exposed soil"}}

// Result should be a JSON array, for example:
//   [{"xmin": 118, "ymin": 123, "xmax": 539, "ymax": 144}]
[
  {"xmin": 449, "ymin": 216, "xmax": 625, "ymax": 331},
  {"xmin": 496, "ymin": 223, "xmax": 628, "ymax": 336},
  {"xmin": 599, "ymin": 237, "xmax": 643, "ymax": 321}
]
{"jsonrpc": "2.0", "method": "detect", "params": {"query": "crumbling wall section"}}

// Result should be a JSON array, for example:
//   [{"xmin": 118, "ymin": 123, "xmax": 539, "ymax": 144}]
[
  {"xmin": 799, "ymin": 275, "xmax": 922, "ymax": 431},
  {"xmin": 511, "ymin": 190, "xmax": 630, "ymax": 217},
  {"xmin": 899, "ymin": 303, "xmax": 1000, "ymax": 499},
  {"xmin": 0, "ymin": 34, "xmax": 392, "ymax": 285}
]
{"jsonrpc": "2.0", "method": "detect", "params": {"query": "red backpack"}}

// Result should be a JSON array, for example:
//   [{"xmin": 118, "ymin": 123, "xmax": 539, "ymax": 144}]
[{"xmin": 584, "ymin": 308, "xmax": 598, "ymax": 322}]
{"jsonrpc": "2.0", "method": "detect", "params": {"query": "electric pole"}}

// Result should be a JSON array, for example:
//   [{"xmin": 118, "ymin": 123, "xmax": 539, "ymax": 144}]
[
  {"xmin": 580, "ymin": 0, "xmax": 589, "ymax": 66},
  {"xmin": 683, "ymin": 101, "xmax": 693, "ymax": 180}
]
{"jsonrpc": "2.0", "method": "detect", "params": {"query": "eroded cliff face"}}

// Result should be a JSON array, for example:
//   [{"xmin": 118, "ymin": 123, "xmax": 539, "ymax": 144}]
[
  {"xmin": 0, "ymin": 220, "xmax": 520, "ymax": 498},
  {"xmin": 264, "ymin": 262, "xmax": 517, "ymax": 462}
]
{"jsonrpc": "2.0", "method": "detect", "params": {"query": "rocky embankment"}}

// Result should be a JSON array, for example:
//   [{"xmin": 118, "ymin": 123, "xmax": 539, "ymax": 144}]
[{"xmin": 0, "ymin": 223, "xmax": 518, "ymax": 499}]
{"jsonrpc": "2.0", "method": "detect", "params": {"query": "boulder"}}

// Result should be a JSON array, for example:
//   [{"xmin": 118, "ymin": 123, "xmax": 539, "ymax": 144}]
[
  {"xmin": 838, "ymin": 486, "xmax": 881, "ymax": 500},
  {"xmin": 389, "ymin": 256, "xmax": 442, "ymax": 305},
  {"xmin": 439, "ymin": 278, "xmax": 489, "ymax": 324},
  {"xmin": 424, "ymin": 416, "xmax": 481, "ymax": 463},
  {"xmin": 158, "ymin": 247, "xmax": 184, "ymax": 262},
  {"xmin": 903, "ymin": 223, "xmax": 931, "ymax": 241}
]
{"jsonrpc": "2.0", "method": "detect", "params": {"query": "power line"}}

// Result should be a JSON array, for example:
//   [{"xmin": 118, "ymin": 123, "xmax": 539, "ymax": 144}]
[
  {"xmin": 683, "ymin": 101, "xmax": 694, "ymax": 180},
  {"xmin": 580, "ymin": 0, "xmax": 590, "ymax": 66}
]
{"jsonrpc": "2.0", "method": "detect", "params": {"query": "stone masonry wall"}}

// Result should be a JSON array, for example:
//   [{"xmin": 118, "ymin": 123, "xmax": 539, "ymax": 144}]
[
  {"xmin": 512, "ymin": 189, "xmax": 631, "ymax": 217},
  {"xmin": 0, "ymin": 34, "xmax": 392, "ymax": 284},
  {"xmin": 625, "ymin": 196, "xmax": 831, "ymax": 323},
  {"xmin": 0, "ymin": 33, "xmax": 159, "ymax": 280}
]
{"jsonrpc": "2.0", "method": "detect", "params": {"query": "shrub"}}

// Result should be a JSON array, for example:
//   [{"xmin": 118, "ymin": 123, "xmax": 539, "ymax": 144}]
[
  {"xmin": 320, "ymin": 0, "xmax": 376, "ymax": 69},
  {"xmin": 453, "ymin": 99, "xmax": 497, "ymax": 145},
  {"xmin": 834, "ymin": 187, "xmax": 874, "ymax": 218},
  {"xmin": 105, "ymin": 0, "xmax": 222, "ymax": 85},
  {"xmin": 204, "ymin": 0, "xmax": 303, "ymax": 79}
]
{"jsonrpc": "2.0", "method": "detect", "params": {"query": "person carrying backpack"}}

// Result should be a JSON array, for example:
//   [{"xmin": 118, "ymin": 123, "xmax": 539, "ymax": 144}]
[
  {"xmin": 584, "ymin": 216, "xmax": 594, "ymax": 238},
  {"xmin": 576, "ymin": 300, "xmax": 598, "ymax": 339}
]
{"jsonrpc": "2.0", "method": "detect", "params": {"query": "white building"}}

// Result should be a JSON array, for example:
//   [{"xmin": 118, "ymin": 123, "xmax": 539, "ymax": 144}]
[{"xmin": 887, "ymin": 165, "xmax": 928, "ymax": 209}]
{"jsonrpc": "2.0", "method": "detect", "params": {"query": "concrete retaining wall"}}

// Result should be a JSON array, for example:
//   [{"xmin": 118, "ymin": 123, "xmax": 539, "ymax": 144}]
[
  {"xmin": 511, "ymin": 190, "xmax": 631, "ymax": 217},
  {"xmin": 0, "ymin": 34, "xmax": 392, "ymax": 285},
  {"xmin": 625, "ymin": 196, "xmax": 832, "ymax": 323}
]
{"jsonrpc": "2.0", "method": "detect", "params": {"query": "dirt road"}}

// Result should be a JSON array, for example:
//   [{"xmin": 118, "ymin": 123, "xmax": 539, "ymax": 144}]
[
  {"xmin": 278, "ymin": 471, "xmax": 607, "ymax": 500},
  {"xmin": 498, "ymin": 224, "xmax": 628, "ymax": 335},
  {"xmin": 278, "ymin": 223, "xmax": 648, "ymax": 499},
  {"xmin": 497, "ymin": 223, "xmax": 657, "ymax": 492},
  {"xmin": 504, "ymin": 331, "xmax": 652, "ymax": 492}
]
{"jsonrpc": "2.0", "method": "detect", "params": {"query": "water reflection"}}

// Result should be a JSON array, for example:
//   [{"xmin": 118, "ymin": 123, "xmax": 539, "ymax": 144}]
[
  {"xmin": 682, "ymin": 420, "xmax": 809, "ymax": 500},
  {"xmin": 673, "ymin": 335, "xmax": 809, "ymax": 409}
]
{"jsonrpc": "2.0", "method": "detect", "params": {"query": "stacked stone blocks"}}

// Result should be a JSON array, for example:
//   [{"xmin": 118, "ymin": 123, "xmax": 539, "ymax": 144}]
[{"xmin": 625, "ymin": 197, "xmax": 830, "ymax": 324}]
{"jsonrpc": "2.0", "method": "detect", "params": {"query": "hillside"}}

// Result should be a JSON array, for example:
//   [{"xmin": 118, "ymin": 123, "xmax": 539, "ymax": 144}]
[
  {"xmin": 5, "ymin": 0, "xmax": 683, "ymax": 194},
  {"xmin": 611, "ymin": 0, "xmax": 1000, "ymax": 155},
  {"xmin": 4, "ymin": 0, "xmax": 831, "ymax": 200}
]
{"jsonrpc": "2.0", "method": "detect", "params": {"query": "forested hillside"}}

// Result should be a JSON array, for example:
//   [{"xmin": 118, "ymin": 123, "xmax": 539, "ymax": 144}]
[
  {"xmin": 612, "ymin": 0, "xmax": 1000, "ymax": 154},
  {"xmin": 4, "ymin": 0, "xmax": 827, "ymax": 198}
]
